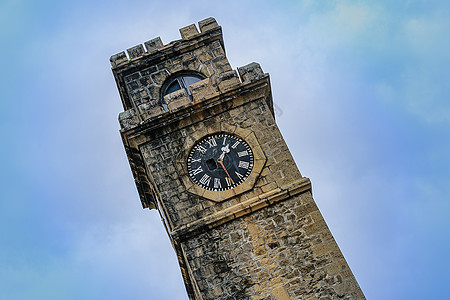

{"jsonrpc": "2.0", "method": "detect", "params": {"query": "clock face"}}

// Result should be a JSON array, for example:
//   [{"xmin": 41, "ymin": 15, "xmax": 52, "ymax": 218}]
[{"xmin": 187, "ymin": 134, "xmax": 254, "ymax": 191}]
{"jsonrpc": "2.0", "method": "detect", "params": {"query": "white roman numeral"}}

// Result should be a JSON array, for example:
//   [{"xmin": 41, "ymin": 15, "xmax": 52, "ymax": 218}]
[
  {"xmin": 225, "ymin": 177, "xmax": 231, "ymax": 186},
  {"xmin": 231, "ymin": 141, "xmax": 240, "ymax": 149},
  {"xmin": 199, "ymin": 174, "xmax": 211, "ymax": 186},
  {"xmin": 207, "ymin": 138, "xmax": 217, "ymax": 148},
  {"xmin": 191, "ymin": 166, "xmax": 203, "ymax": 176},
  {"xmin": 238, "ymin": 161, "xmax": 249, "ymax": 169},
  {"xmin": 235, "ymin": 171, "xmax": 244, "ymax": 179},
  {"xmin": 237, "ymin": 150, "xmax": 248, "ymax": 157},
  {"xmin": 197, "ymin": 145, "xmax": 207, "ymax": 154},
  {"xmin": 190, "ymin": 158, "xmax": 201, "ymax": 163},
  {"xmin": 214, "ymin": 178, "xmax": 222, "ymax": 189}
]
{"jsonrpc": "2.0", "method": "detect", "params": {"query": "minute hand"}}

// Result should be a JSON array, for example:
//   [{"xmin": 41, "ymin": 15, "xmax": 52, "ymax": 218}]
[{"xmin": 217, "ymin": 157, "xmax": 234, "ymax": 184}]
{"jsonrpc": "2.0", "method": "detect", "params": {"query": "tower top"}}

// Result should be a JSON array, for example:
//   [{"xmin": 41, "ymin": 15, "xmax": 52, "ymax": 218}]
[
  {"xmin": 110, "ymin": 17, "xmax": 221, "ymax": 69},
  {"xmin": 111, "ymin": 17, "xmax": 270, "ymax": 140},
  {"xmin": 111, "ymin": 17, "xmax": 271, "ymax": 209}
]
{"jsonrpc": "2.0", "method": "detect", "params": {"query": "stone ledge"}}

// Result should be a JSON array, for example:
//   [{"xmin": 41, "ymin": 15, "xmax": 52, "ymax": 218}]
[
  {"xmin": 119, "ymin": 76, "xmax": 271, "ymax": 136},
  {"xmin": 171, "ymin": 177, "xmax": 312, "ymax": 241}
]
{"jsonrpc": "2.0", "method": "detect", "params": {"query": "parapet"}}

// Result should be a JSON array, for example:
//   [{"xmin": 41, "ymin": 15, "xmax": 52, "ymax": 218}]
[
  {"xmin": 110, "ymin": 17, "xmax": 220, "ymax": 69},
  {"xmin": 118, "ymin": 62, "xmax": 269, "ymax": 131}
]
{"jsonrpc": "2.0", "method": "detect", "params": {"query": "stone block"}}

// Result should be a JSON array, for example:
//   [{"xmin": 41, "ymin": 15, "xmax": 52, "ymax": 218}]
[
  {"xmin": 198, "ymin": 51, "xmax": 213, "ymax": 63},
  {"xmin": 118, "ymin": 109, "xmax": 139, "ymax": 130},
  {"xmin": 179, "ymin": 24, "xmax": 199, "ymax": 40},
  {"xmin": 212, "ymin": 70, "xmax": 241, "ymax": 93},
  {"xmin": 144, "ymin": 37, "xmax": 163, "ymax": 53},
  {"xmin": 313, "ymin": 240, "xmax": 338, "ymax": 257},
  {"xmin": 127, "ymin": 44, "xmax": 145, "ymax": 59},
  {"xmin": 151, "ymin": 70, "xmax": 170, "ymax": 85},
  {"xmin": 212, "ymin": 46, "xmax": 225, "ymax": 58},
  {"xmin": 238, "ymin": 62, "xmax": 265, "ymax": 84},
  {"xmin": 138, "ymin": 103, "xmax": 166, "ymax": 120},
  {"xmin": 189, "ymin": 78, "xmax": 218, "ymax": 102},
  {"xmin": 165, "ymin": 89, "xmax": 190, "ymax": 111},
  {"xmin": 110, "ymin": 51, "xmax": 128, "ymax": 68},
  {"xmin": 211, "ymin": 56, "xmax": 232, "ymax": 73},
  {"xmin": 182, "ymin": 57, "xmax": 200, "ymax": 71},
  {"xmin": 198, "ymin": 17, "xmax": 219, "ymax": 33}
]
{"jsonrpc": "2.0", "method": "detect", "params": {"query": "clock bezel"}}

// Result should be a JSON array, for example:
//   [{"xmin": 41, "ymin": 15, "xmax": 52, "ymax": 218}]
[
  {"xmin": 175, "ymin": 123, "xmax": 266, "ymax": 202},
  {"xmin": 187, "ymin": 133, "xmax": 255, "ymax": 191}
]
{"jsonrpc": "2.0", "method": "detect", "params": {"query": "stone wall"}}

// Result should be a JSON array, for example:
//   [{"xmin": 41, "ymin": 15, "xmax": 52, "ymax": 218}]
[
  {"xmin": 182, "ymin": 191, "xmax": 363, "ymax": 300},
  {"xmin": 131, "ymin": 82, "xmax": 364, "ymax": 299}
]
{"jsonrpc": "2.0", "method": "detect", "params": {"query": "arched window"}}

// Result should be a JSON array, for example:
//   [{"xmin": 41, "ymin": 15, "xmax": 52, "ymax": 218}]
[{"xmin": 161, "ymin": 73, "xmax": 205, "ymax": 110}]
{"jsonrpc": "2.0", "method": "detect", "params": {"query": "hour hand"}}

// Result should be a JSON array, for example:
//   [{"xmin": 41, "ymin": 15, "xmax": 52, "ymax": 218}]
[
  {"xmin": 221, "ymin": 144, "xmax": 230, "ymax": 153},
  {"xmin": 218, "ymin": 144, "xmax": 230, "ymax": 160}
]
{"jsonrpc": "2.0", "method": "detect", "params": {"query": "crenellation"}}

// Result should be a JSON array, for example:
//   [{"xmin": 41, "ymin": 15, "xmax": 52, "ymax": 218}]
[
  {"xmin": 180, "ymin": 23, "xmax": 200, "ymax": 40},
  {"xmin": 144, "ymin": 36, "xmax": 164, "ymax": 53},
  {"xmin": 238, "ymin": 62, "xmax": 266, "ymax": 84},
  {"xmin": 110, "ymin": 51, "xmax": 128, "ymax": 68},
  {"xmin": 198, "ymin": 17, "xmax": 219, "ymax": 33},
  {"xmin": 127, "ymin": 44, "xmax": 145, "ymax": 59},
  {"xmin": 110, "ymin": 17, "xmax": 222, "ymax": 73}
]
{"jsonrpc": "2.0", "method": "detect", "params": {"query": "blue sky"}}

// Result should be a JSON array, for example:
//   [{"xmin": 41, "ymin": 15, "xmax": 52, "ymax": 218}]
[{"xmin": 1, "ymin": 0, "xmax": 449, "ymax": 299}]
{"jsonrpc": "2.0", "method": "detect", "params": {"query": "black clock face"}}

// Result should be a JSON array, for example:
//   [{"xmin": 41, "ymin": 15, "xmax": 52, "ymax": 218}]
[{"xmin": 187, "ymin": 134, "xmax": 254, "ymax": 191}]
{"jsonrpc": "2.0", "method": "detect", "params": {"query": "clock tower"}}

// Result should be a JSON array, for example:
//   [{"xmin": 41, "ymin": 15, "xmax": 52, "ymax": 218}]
[{"xmin": 111, "ymin": 17, "xmax": 365, "ymax": 300}]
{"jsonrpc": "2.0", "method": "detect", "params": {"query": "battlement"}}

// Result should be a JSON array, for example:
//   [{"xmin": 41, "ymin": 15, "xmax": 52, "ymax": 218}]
[
  {"xmin": 110, "ymin": 17, "xmax": 220, "ymax": 68},
  {"xmin": 112, "ymin": 17, "xmax": 270, "ymax": 132}
]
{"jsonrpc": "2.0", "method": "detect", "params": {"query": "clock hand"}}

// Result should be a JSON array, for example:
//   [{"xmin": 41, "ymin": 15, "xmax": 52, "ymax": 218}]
[
  {"xmin": 218, "ymin": 143, "xmax": 230, "ymax": 160},
  {"xmin": 218, "ymin": 151, "xmax": 225, "ymax": 160},
  {"xmin": 217, "ymin": 157, "xmax": 234, "ymax": 184},
  {"xmin": 221, "ymin": 144, "xmax": 230, "ymax": 154}
]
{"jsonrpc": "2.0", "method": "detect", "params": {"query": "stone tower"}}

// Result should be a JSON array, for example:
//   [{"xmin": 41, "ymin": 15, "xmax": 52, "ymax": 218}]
[{"xmin": 111, "ymin": 17, "xmax": 365, "ymax": 300}]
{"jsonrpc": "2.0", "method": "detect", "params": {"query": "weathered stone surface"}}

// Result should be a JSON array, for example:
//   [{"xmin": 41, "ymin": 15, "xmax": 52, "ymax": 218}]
[
  {"xmin": 212, "ymin": 70, "xmax": 241, "ymax": 93},
  {"xmin": 127, "ymin": 44, "xmax": 145, "ymax": 59},
  {"xmin": 189, "ymin": 78, "xmax": 218, "ymax": 102},
  {"xmin": 165, "ymin": 89, "xmax": 190, "ymax": 111},
  {"xmin": 118, "ymin": 109, "xmax": 139, "ymax": 130},
  {"xmin": 238, "ymin": 62, "xmax": 265, "ymax": 83},
  {"xmin": 198, "ymin": 17, "xmax": 219, "ymax": 33},
  {"xmin": 110, "ymin": 51, "xmax": 128, "ymax": 68},
  {"xmin": 116, "ymin": 38, "xmax": 231, "ymax": 121},
  {"xmin": 180, "ymin": 24, "xmax": 199, "ymax": 40},
  {"xmin": 144, "ymin": 37, "xmax": 163, "ymax": 53}
]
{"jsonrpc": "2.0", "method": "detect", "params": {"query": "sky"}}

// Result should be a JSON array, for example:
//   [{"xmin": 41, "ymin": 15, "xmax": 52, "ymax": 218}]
[{"xmin": 1, "ymin": 0, "xmax": 449, "ymax": 299}]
